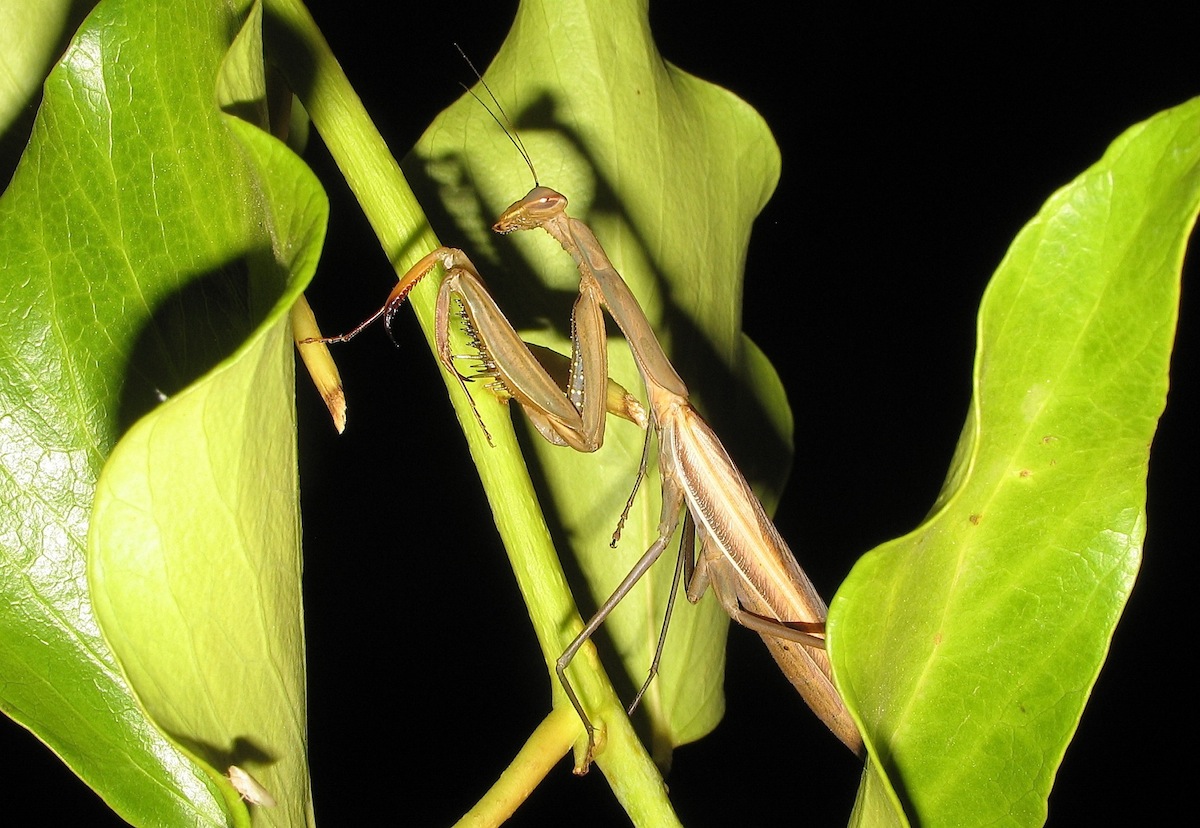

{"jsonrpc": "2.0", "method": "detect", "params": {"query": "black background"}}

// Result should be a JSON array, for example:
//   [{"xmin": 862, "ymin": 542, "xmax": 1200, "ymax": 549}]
[{"xmin": 3, "ymin": 2, "xmax": 1196, "ymax": 825}]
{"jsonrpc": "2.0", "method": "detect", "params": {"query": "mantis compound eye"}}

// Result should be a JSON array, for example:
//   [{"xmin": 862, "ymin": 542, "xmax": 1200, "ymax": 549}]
[{"xmin": 522, "ymin": 186, "xmax": 567, "ymax": 218}]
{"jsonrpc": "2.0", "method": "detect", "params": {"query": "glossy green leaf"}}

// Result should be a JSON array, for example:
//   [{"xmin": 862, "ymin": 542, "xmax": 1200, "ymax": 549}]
[
  {"xmin": 831, "ymin": 97, "xmax": 1200, "ymax": 825},
  {"xmin": 405, "ymin": 0, "xmax": 786, "ymax": 769},
  {"xmin": 0, "ymin": 0, "xmax": 75, "ymax": 132},
  {"xmin": 1, "ymin": 0, "xmax": 320, "ymax": 824}
]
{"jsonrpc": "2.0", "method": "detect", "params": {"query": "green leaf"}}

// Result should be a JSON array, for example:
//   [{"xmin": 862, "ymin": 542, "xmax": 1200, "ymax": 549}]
[
  {"xmin": 0, "ymin": 1, "xmax": 73, "ymax": 129},
  {"xmin": 0, "ymin": 0, "xmax": 88, "ymax": 180},
  {"xmin": 1, "ymin": 0, "xmax": 320, "ymax": 824},
  {"xmin": 404, "ymin": 0, "xmax": 786, "ymax": 773},
  {"xmin": 831, "ymin": 97, "xmax": 1200, "ymax": 825}
]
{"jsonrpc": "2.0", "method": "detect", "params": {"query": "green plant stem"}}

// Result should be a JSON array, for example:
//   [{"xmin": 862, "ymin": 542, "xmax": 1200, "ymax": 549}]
[
  {"xmin": 263, "ymin": 0, "xmax": 429, "ymax": 266},
  {"xmin": 455, "ymin": 707, "xmax": 576, "ymax": 828},
  {"xmin": 261, "ymin": 0, "xmax": 678, "ymax": 821}
]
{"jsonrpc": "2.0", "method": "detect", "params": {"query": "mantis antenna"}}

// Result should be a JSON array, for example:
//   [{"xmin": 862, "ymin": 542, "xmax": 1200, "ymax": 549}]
[
  {"xmin": 454, "ymin": 43, "xmax": 540, "ymax": 188},
  {"xmin": 455, "ymin": 44, "xmax": 657, "ymax": 547}
]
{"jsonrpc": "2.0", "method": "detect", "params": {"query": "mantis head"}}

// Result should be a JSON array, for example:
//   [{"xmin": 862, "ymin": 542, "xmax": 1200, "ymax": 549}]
[{"xmin": 493, "ymin": 186, "xmax": 568, "ymax": 234}]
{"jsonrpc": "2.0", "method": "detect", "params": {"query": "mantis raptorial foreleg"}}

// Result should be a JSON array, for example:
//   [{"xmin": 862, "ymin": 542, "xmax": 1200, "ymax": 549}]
[
  {"xmin": 299, "ymin": 246, "xmax": 645, "ymax": 446},
  {"xmin": 493, "ymin": 186, "xmax": 865, "ymax": 767}
]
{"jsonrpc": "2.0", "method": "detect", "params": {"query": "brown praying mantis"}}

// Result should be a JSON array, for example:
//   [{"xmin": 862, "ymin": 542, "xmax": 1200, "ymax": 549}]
[
  {"xmin": 302, "ymin": 76, "xmax": 863, "ymax": 771},
  {"xmin": 490, "ymin": 186, "xmax": 864, "ymax": 765}
]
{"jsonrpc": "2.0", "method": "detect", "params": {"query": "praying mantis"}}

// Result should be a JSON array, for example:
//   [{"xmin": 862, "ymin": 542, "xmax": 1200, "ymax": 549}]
[
  {"xmin": 304, "ymin": 110, "xmax": 863, "ymax": 769},
  {"xmin": 491, "ymin": 184, "xmax": 865, "ymax": 765}
]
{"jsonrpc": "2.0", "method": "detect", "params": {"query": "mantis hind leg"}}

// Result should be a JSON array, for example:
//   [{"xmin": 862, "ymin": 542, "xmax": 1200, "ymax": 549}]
[
  {"xmin": 555, "ymin": 475, "xmax": 687, "ymax": 771},
  {"xmin": 626, "ymin": 511, "xmax": 694, "ymax": 716}
]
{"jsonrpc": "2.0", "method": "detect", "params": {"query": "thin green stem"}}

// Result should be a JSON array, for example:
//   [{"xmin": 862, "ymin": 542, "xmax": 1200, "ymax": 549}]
[{"xmin": 261, "ymin": 0, "xmax": 677, "ymax": 821}]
